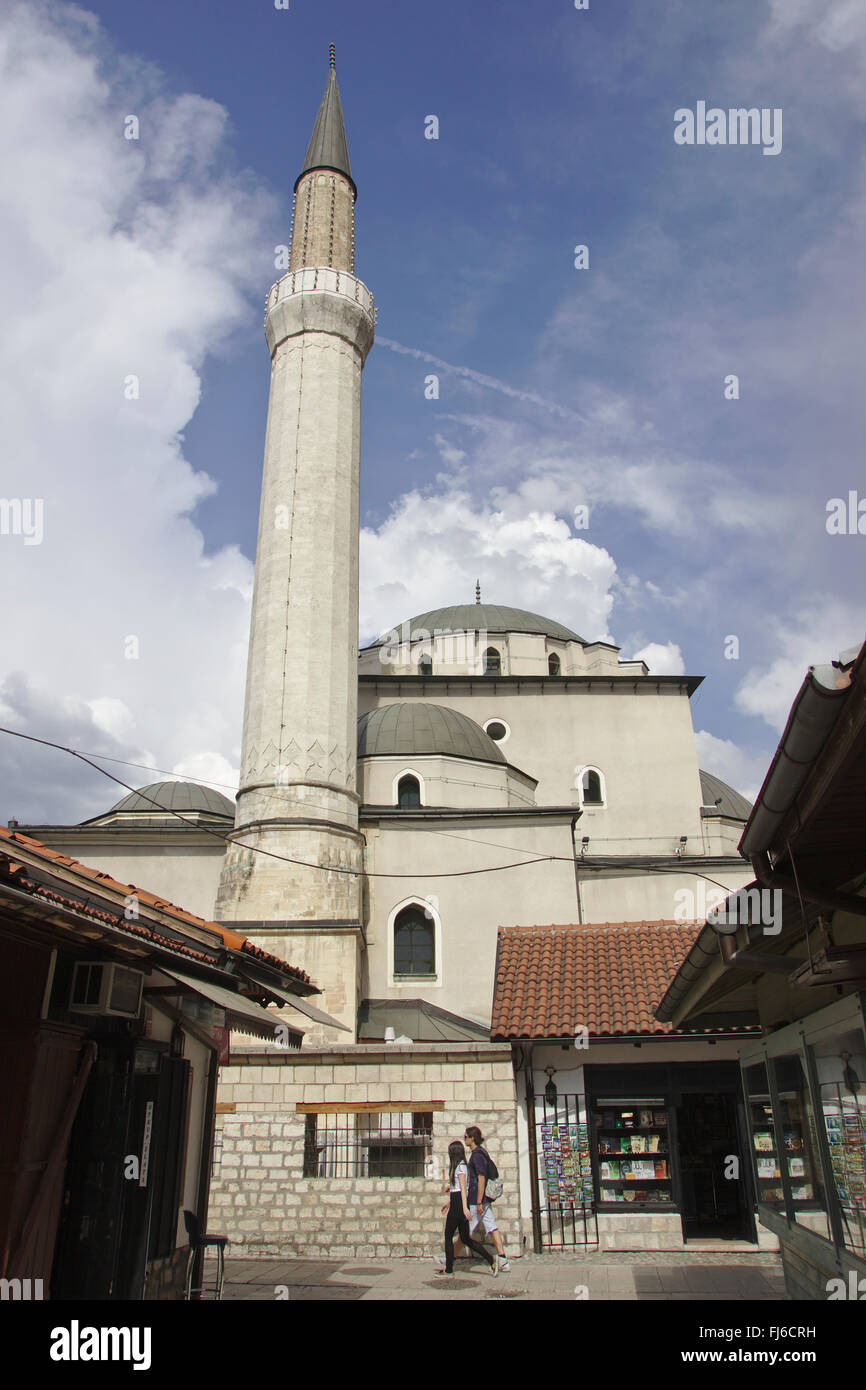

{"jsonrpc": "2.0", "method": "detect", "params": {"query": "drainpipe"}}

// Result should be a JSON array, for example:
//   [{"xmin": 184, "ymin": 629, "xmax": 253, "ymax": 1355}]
[
  {"xmin": 523, "ymin": 1048, "xmax": 542, "ymax": 1255},
  {"xmin": 570, "ymin": 815, "xmax": 584, "ymax": 925}
]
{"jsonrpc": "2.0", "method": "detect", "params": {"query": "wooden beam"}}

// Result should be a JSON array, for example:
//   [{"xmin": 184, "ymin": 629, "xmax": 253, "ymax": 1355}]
[
  {"xmin": 296, "ymin": 1100, "xmax": 445, "ymax": 1114},
  {"xmin": 215, "ymin": 1102, "xmax": 236, "ymax": 1114}
]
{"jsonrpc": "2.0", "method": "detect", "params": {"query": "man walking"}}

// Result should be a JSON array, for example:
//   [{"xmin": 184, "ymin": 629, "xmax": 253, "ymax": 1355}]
[{"xmin": 460, "ymin": 1125, "xmax": 510, "ymax": 1271}]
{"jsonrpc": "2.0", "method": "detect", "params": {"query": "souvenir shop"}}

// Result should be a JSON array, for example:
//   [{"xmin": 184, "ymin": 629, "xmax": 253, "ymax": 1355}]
[{"xmin": 517, "ymin": 1042, "xmax": 764, "ymax": 1253}]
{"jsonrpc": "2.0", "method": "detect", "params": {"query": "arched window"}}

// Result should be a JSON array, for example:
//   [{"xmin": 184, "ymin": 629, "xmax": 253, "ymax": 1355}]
[
  {"xmin": 418, "ymin": 656, "xmax": 433, "ymax": 676},
  {"xmin": 548, "ymin": 653, "xmax": 561, "ymax": 676},
  {"xmin": 484, "ymin": 646, "xmax": 501, "ymax": 675},
  {"xmin": 397, "ymin": 775, "xmax": 421, "ymax": 809},
  {"xmin": 393, "ymin": 905, "xmax": 435, "ymax": 976},
  {"xmin": 581, "ymin": 769, "xmax": 604, "ymax": 804}
]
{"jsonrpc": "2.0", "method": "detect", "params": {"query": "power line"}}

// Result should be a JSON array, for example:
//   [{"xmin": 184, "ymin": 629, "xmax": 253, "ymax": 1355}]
[{"xmin": 0, "ymin": 724, "xmax": 744, "ymax": 897}]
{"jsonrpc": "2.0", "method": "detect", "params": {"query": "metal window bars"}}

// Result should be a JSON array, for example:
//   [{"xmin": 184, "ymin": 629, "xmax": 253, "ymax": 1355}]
[{"xmin": 303, "ymin": 1110, "xmax": 435, "ymax": 1178}]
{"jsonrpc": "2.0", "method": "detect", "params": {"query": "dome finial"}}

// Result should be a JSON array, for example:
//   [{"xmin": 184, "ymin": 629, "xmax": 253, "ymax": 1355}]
[
  {"xmin": 475, "ymin": 579, "xmax": 481, "ymax": 604},
  {"xmin": 329, "ymin": 43, "xmax": 336, "ymax": 69}
]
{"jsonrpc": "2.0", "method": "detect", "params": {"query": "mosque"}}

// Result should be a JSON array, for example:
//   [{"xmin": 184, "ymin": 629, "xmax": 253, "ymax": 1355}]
[{"xmin": 25, "ymin": 52, "xmax": 763, "ymax": 1256}]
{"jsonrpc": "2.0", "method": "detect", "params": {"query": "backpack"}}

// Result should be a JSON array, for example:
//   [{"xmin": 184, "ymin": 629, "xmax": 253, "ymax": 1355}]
[{"xmin": 479, "ymin": 1148, "xmax": 503, "ymax": 1201}]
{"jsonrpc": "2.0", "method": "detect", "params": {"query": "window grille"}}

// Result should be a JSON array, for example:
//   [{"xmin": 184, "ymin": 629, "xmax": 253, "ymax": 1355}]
[
  {"xmin": 302, "ymin": 1111, "xmax": 435, "ymax": 1178},
  {"xmin": 484, "ymin": 646, "xmax": 501, "ymax": 675}
]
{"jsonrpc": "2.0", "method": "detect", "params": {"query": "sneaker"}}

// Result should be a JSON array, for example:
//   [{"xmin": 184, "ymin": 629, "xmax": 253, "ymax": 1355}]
[
  {"xmin": 498, "ymin": 1258, "xmax": 511, "ymax": 1272},
  {"xmin": 434, "ymin": 1269, "xmax": 454, "ymax": 1277}
]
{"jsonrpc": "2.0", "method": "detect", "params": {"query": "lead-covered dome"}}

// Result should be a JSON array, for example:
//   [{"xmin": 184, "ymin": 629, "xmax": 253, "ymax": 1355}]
[
  {"xmin": 100, "ymin": 781, "xmax": 234, "ymax": 820},
  {"xmin": 369, "ymin": 603, "xmax": 584, "ymax": 647},
  {"xmin": 358, "ymin": 703, "xmax": 506, "ymax": 764}
]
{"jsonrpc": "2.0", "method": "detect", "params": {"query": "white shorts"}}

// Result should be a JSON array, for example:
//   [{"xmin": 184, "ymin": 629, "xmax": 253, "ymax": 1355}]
[{"xmin": 467, "ymin": 1202, "xmax": 498, "ymax": 1235}]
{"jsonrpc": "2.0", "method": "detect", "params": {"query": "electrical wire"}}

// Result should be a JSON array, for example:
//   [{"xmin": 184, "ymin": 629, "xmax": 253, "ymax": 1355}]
[{"xmin": 0, "ymin": 723, "xmax": 743, "ymax": 896}]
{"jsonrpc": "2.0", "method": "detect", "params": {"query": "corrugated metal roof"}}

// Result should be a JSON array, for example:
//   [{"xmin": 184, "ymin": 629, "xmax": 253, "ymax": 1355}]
[{"xmin": 358, "ymin": 702, "xmax": 506, "ymax": 764}]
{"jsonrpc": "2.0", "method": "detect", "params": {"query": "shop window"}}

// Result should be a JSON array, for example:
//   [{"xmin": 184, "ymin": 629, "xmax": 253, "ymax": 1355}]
[
  {"xmin": 744, "ymin": 1061, "xmax": 786, "ymax": 1213},
  {"xmin": 592, "ymin": 1099, "xmax": 673, "ymax": 1207},
  {"xmin": 302, "ymin": 1110, "xmax": 435, "ymax": 1178},
  {"xmin": 397, "ymin": 774, "xmax": 421, "ymax": 809},
  {"xmin": 484, "ymin": 647, "xmax": 501, "ymax": 675},
  {"xmin": 810, "ymin": 1028, "xmax": 866, "ymax": 1258},
  {"xmin": 393, "ymin": 905, "xmax": 435, "ymax": 976},
  {"xmin": 548, "ymin": 653, "xmax": 561, "ymax": 676},
  {"xmin": 772, "ymin": 1054, "xmax": 830, "ymax": 1240}
]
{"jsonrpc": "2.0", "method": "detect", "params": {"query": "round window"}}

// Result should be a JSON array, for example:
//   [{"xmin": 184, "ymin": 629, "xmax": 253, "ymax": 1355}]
[{"xmin": 485, "ymin": 721, "xmax": 508, "ymax": 742}]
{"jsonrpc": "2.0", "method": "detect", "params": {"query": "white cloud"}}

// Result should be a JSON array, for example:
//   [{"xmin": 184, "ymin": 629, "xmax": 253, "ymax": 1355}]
[
  {"xmin": 360, "ymin": 485, "xmax": 617, "ymax": 645},
  {"xmin": 631, "ymin": 642, "xmax": 686, "ymax": 676},
  {"xmin": 734, "ymin": 603, "xmax": 866, "ymax": 731},
  {"xmin": 694, "ymin": 730, "xmax": 769, "ymax": 804},
  {"xmin": 0, "ymin": 2, "xmax": 272, "ymax": 822}
]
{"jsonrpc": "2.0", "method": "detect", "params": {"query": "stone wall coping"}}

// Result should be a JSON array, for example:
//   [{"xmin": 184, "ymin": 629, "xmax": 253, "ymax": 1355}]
[{"xmin": 229, "ymin": 1043, "xmax": 511, "ymax": 1065}]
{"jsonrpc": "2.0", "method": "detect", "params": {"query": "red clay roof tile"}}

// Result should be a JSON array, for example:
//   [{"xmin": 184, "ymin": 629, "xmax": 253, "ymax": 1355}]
[{"xmin": 492, "ymin": 921, "xmax": 746, "ymax": 1038}]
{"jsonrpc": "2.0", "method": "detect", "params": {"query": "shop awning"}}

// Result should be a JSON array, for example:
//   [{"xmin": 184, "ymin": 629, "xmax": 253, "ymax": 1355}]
[
  {"xmin": 252, "ymin": 980, "xmax": 351, "ymax": 1032},
  {"xmin": 162, "ymin": 968, "xmax": 303, "ymax": 1043}
]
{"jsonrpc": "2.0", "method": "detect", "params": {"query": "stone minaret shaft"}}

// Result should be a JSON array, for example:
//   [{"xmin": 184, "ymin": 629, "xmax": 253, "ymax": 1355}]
[{"xmin": 216, "ymin": 54, "xmax": 374, "ymax": 1039}]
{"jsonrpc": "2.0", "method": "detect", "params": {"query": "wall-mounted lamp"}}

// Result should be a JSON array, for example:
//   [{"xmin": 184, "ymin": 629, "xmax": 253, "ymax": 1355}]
[
  {"xmin": 676, "ymin": 836, "xmax": 688, "ymax": 857},
  {"xmin": 581, "ymin": 836, "xmax": 590, "ymax": 856},
  {"xmin": 544, "ymin": 1065, "xmax": 557, "ymax": 1109}
]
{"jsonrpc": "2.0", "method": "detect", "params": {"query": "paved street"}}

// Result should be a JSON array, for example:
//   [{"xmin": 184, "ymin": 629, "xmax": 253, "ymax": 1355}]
[{"xmin": 222, "ymin": 1250, "xmax": 789, "ymax": 1301}]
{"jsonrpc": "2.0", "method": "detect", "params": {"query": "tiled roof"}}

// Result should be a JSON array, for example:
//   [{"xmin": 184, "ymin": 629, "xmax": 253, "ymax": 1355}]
[
  {"xmin": 0, "ymin": 824, "xmax": 311, "ymax": 986},
  {"xmin": 492, "ymin": 921, "xmax": 742, "ymax": 1038}
]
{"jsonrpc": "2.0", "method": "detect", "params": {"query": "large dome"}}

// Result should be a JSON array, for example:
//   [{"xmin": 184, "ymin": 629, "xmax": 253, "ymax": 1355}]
[
  {"xmin": 104, "ymin": 780, "xmax": 235, "ymax": 819},
  {"xmin": 358, "ymin": 703, "xmax": 507, "ymax": 764},
  {"xmin": 699, "ymin": 770, "xmax": 752, "ymax": 821},
  {"xmin": 369, "ymin": 603, "xmax": 584, "ymax": 647}
]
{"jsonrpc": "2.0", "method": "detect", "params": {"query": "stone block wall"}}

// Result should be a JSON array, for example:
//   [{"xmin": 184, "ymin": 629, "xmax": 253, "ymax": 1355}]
[{"xmin": 209, "ymin": 1044, "xmax": 520, "ymax": 1260}]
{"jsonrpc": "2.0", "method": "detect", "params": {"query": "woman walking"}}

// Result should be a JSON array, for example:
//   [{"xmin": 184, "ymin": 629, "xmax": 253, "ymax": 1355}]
[{"xmin": 436, "ymin": 1140, "xmax": 497, "ymax": 1276}]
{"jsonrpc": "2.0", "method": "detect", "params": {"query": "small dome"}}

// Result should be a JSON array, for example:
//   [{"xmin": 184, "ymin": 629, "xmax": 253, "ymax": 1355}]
[
  {"xmin": 368, "ymin": 603, "xmax": 584, "ymax": 647},
  {"xmin": 358, "ymin": 704, "xmax": 507, "ymax": 764},
  {"xmin": 105, "ymin": 780, "xmax": 234, "ymax": 819},
  {"xmin": 699, "ymin": 770, "xmax": 752, "ymax": 821}
]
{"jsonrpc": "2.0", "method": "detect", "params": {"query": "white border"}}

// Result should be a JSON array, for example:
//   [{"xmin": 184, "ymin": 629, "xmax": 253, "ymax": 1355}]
[
  {"xmin": 392, "ymin": 768, "xmax": 426, "ymax": 807},
  {"xmin": 482, "ymin": 716, "xmax": 511, "ymax": 745},
  {"xmin": 387, "ymin": 895, "xmax": 442, "ymax": 988}
]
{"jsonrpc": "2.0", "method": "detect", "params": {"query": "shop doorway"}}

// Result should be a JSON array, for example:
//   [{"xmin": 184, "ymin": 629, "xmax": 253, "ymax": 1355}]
[{"xmin": 675, "ymin": 1092, "xmax": 750, "ymax": 1241}]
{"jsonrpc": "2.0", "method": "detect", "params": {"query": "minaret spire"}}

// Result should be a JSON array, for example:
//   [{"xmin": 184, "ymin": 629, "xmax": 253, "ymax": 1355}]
[{"xmin": 289, "ymin": 50, "xmax": 356, "ymax": 271}]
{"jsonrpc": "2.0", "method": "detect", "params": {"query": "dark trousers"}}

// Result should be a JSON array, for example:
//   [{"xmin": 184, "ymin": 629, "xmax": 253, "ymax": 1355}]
[{"xmin": 444, "ymin": 1193, "xmax": 494, "ymax": 1272}]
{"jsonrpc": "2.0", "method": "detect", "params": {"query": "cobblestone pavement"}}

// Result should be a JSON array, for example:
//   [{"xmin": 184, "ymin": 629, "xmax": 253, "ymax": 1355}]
[{"xmin": 222, "ymin": 1250, "xmax": 789, "ymax": 1301}]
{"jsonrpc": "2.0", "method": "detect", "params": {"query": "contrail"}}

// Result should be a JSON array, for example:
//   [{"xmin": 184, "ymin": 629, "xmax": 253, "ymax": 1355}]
[{"xmin": 377, "ymin": 336, "xmax": 588, "ymax": 423}]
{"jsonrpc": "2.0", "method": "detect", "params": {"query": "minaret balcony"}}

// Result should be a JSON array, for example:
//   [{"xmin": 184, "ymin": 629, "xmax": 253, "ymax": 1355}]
[{"xmin": 265, "ymin": 266, "xmax": 376, "ymax": 326}]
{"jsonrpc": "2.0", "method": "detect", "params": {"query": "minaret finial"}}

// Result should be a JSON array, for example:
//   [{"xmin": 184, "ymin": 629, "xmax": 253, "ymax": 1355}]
[
  {"xmin": 329, "ymin": 43, "xmax": 336, "ymax": 70},
  {"xmin": 475, "ymin": 580, "xmax": 481, "ymax": 604}
]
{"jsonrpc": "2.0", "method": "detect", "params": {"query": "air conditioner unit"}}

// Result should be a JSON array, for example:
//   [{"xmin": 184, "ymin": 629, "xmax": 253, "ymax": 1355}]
[{"xmin": 70, "ymin": 961, "xmax": 144, "ymax": 1018}]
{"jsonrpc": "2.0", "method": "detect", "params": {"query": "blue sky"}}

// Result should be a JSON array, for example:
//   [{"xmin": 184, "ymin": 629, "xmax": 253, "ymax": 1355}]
[{"xmin": 0, "ymin": 0, "xmax": 863, "ymax": 820}]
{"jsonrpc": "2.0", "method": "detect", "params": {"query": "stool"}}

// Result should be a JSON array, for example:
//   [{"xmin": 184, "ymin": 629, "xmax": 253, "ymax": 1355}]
[{"xmin": 183, "ymin": 1209, "xmax": 228, "ymax": 1300}]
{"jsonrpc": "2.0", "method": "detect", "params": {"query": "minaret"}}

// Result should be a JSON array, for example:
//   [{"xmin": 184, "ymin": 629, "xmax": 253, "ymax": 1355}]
[{"xmin": 215, "ymin": 49, "xmax": 374, "ymax": 1041}]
